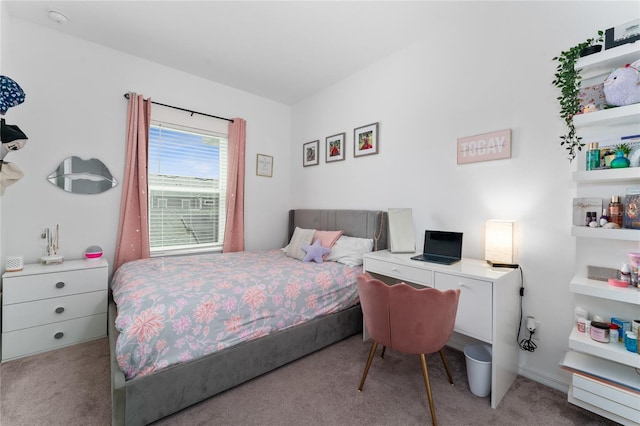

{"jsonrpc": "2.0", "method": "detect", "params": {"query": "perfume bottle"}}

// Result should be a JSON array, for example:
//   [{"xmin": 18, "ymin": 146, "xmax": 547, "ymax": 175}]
[
  {"xmin": 586, "ymin": 142, "xmax": 600, "ymax": 171},
  {"xmin": 599, "ymin": 209, "xmax": 609, "ymax": 226},
  {"xmin": 608, "ymin": 196, "xmax": 623, "ymax": 227},
  {"xmin": 610, "ymin": 150, "xmax": 630, "ymax": 169}
]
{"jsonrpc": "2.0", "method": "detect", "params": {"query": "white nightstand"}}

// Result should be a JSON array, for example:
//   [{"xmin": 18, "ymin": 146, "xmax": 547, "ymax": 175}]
[{"xmin": 1, "ymin": 258, "xmax": 108, "ymax": 361}]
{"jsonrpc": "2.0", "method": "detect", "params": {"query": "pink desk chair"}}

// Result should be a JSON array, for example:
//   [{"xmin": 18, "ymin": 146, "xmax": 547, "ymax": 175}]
[{"xmin": 357, "ymin": 272, "xmax": 461, "ymax": 426}]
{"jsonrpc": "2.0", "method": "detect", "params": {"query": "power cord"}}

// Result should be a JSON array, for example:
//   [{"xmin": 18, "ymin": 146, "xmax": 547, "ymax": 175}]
[
  {"xmin": 515, "ymin": 266, "xmax": 525, "ymax": 345},
  {"xmin": 514, "ymin": 266, "xmax": 536, "ymax": 352},
  {"xmin": 520, "ymin": 329, "xmax": 537, "ymax": 352}
]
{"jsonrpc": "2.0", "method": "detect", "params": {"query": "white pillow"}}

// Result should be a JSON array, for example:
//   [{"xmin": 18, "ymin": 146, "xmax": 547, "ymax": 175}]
[
  {"xmin": 285, "ymin": 227, "xmax": 316, "ymax": 260},
  {"xmin": 325, "ymin": 235, "xmax": 374, "ymax": 266}
]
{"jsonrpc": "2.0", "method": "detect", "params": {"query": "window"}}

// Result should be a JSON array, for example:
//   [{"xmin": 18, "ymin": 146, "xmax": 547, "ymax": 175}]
[{"xmin": 148, "ymin": 120, "xmax": 228, "ymax": 255}]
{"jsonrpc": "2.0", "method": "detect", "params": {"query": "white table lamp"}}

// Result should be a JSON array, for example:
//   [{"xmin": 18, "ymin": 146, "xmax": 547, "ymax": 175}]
[{"xmin": 485, "ymin": 220, "xmax": 518, "ymax": 268}]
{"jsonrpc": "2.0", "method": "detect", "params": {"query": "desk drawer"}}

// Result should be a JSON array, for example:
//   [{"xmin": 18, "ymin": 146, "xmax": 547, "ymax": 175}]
[
  {"xmin": 364, "ymin": 258, "xmax": 432, "ymax": 286},
  {"xmin": 435, "ymin": 272, "xmax": 492, "ymax": 342},
  {"xmin": 3, "ymin": 267, "xmax": 106, "ymax": 304},
  {"xmin": 2, "ymin": 290, "xmax": 107, "ymax": 332},
  {"xmin": 2, "ymin": 313, "xmax": 107, "ymax": 361}
]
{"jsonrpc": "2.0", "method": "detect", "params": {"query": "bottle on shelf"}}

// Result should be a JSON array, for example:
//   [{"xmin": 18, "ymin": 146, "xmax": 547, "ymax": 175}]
[
  {"xmin": 608, "ymin": 196, "xmax": 623, "ymax": 227},
  {"xmin": 586, "ymin": 142, "xmax": 600, "ymax": 171},
  {"xmin": 599, "ymin": 209, "xmax": 609, "ymax": 226},
  {"xmin": 609, "ymin": 150, "xmax": 630, "ymax": 169}
]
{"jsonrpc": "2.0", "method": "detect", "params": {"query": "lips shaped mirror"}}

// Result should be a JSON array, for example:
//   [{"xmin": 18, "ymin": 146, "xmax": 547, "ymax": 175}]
[{"xmin": 47, "ymin": 156, "xmax": 118, "ymax": 194}]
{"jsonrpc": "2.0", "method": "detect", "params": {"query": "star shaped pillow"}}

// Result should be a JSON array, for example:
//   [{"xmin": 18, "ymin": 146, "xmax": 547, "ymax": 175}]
[{"xmin": 301, "ymin": 240, "xmax": 330, "ymax": 263}]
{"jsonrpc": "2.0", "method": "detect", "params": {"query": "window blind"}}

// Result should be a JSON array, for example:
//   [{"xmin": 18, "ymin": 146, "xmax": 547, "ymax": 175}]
[{"xmin": 148, "ymin": 122, "xmax": 228, "ymax": 255}]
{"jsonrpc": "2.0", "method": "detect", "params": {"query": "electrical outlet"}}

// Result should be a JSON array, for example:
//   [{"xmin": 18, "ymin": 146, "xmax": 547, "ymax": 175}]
[
  {"xmin": 533, "ymin": 320, "xmax": 540, "ymax": 341},
  {"xmin": 526, "ymin": 316, "xmax": 536, "ymax": 332}
]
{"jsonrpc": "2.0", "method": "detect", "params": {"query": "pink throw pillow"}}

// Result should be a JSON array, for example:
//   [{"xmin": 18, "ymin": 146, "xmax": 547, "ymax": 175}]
[{"xmin": 313, "ymin": 230, "xmax": 344, "ymax": 250}]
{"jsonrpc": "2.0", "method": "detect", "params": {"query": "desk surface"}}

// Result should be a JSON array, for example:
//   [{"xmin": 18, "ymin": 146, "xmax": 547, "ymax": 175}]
[{"xmin": 364, "ymin": 250, "xmax": 516, "ymax": 281}]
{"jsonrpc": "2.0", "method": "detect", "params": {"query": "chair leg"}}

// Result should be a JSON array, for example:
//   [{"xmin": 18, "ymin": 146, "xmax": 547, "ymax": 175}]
[
  {"xmin": 420, "ymin": 354, "xmax": 438, "ymax": 426},
  {"xmin": 439, "ymin": 349, "xmax": 454, "ymax": 385},
  {"xmin": 358, "ymin": 340, "xmax": 378, "ymax": 391},
  {"xmin": 380, "ymin": 345, "xmax": 386, "ymax": 359}
]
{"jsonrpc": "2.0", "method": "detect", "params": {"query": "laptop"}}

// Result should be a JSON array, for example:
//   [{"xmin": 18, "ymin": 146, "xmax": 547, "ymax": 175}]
[{"xmin": 410, "ymin": 230, "xmax": 463, "ymax": 265}]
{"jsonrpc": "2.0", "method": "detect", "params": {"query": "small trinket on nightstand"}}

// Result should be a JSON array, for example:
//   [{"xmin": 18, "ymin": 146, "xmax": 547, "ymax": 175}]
[{"xmin": 40, "ymin": 225, "xmax": 64, "ymax": 265}]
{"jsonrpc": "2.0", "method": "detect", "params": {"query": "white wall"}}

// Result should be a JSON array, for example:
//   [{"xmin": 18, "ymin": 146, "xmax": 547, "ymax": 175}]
[
  {"xmin": 1, "ymin": 18, "xmax": 292, "ymax": 275},
  {"xmin": 290, "ymin": 2, "xmax": 639, "ymax": 390},
  {"xmin": 2, "ymin": 0, "xmax": 638, "ymax": 396}
]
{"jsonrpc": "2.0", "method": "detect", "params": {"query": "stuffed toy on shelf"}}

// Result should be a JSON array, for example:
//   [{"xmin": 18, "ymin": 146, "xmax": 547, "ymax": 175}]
[{"xmin": 603, "ymin": 58, "xmax": 640, "ymax": 107}]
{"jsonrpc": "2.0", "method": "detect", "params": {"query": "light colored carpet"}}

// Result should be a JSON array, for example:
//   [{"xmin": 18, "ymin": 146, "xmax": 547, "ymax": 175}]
[{"xmin": 0, "ymin": 335, "xmax": 616, "ymax": 425}]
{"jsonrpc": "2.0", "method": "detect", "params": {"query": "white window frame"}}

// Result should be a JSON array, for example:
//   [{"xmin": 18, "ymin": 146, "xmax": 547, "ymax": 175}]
[{"xmin": 148, "ymin": 105, "xmax": 228, "ymax": 257}]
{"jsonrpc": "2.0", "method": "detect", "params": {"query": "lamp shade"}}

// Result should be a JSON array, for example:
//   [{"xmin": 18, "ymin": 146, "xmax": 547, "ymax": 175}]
[{"xmin": 485, "ymin": 220, "xmax": 515, "ymax": 265}]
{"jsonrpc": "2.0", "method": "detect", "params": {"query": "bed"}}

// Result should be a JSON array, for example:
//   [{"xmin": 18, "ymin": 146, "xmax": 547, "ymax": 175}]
[{"xmin": 109, "ymin": 209, "xmax": 388, "ymax": 425}]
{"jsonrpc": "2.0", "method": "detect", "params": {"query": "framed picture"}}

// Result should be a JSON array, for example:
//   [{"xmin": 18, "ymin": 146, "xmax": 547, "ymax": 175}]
[
  {"xmin": 256, "ymin": 153, "xmax": 273, "ymax": 177},
  {"xmin": 325, "ymin": 133, "xmax": 345, "ymax": 163},
  {"xmin": 354, "ymin": 122, "xmax": 379, "ymax": 157},
  {"xmin": 303, "ymin": 140, "xmax": 319, "ymax": 167},
  {"xmin": 605, "ymin": 20, "xmax": 640, "ymax": 50}
]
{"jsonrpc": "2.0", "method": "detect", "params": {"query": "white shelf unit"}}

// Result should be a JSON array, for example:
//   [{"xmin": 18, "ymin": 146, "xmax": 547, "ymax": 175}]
[
  {"xmin": 567, "ymin": 40, "xmax": 640, "ymax": 426},
  {"xmin": 568, "ymin": 327, "xmax": 639, "ymax": 369},
  {"xmin": 570, "ymin": 275, "xmax": 640, "ymax": 305},
  {"xmin": 571, "ymin": 226, "xmax": 639, "ymax": 241},
  {"xmin": 576, "ymin": 42, "xmax": 640, "ymax": 80},
  {"xmin": 573, "ymin": 167, "xmax": 640, "ymax": 183},
  {"xmin": 573, "ymin": 103, "xmax": 640, "ymax": 128}
]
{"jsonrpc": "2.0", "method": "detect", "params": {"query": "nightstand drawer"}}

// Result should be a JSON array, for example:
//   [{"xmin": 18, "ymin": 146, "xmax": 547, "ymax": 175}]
[
  {"xmin": 3, "ymin": 267, "xmax": 106, "ymax": 304},
  {"xmin": 435, "ymin": 272, "xmax": 492, "ymax": 342},
  {"xmin": 2, "ymin": 290, "xmax": 107, "ymax": 332},
  {"xmin": 364, "ymin": 257, "xmax": 432, "ymax": 286},
  {"xmin": 1, "ymin": 313, "xmax": 107, "ymax": 361}
]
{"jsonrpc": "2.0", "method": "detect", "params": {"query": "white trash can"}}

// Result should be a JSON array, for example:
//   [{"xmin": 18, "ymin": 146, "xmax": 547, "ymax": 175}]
[{"xmin": 464, "ymin": 344, "xmax": 492, "ymax": 397}]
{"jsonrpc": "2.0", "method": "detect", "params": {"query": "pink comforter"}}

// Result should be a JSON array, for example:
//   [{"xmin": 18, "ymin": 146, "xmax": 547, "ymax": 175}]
[{"xmin": 110, "ymin": 249, "xmax": 361, "ymax": 379}]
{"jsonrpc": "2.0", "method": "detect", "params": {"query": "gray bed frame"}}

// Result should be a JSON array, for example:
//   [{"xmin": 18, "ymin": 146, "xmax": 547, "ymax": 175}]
[{"xmin": 109, "ymin": 209, "xmax": 388, "ymax": 425}]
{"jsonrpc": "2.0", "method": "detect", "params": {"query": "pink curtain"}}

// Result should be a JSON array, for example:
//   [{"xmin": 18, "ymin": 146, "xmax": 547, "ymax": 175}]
[
  {"xmin": 114, "ymin": 93, "xmax": 151, "ymax": 270},
  {"xmin": 223, "ymin": 118, "xmax": 246, "ymax": 252}
]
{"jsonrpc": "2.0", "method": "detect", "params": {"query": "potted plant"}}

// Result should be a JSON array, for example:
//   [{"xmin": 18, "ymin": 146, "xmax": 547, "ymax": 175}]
[
  {"xmin": 615, "ymin": 142, "xmax": 631, "ymax": 157},
  {"xmin": 552, "ymin": 31, "xmax": 604, "ymax": 161}
]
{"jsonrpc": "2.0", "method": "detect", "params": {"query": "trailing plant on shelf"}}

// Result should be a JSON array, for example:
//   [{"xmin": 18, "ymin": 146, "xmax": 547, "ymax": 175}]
[{"xmin": 552, "ymin": 31, "xmax": 603, "ymax": 162}]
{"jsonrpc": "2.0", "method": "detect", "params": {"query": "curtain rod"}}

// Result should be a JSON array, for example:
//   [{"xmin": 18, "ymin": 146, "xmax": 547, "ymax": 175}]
[{"xmin": 123, "ymin": 93, "xmax": 234, "ymax": 123}]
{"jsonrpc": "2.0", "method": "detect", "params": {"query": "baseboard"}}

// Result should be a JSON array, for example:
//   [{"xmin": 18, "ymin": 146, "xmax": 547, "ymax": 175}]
[
  {"xmin": 518, "ymin": 365, "xmax": 569, "ymax": 393},
  {"xmin": 446, "ymin": 333, "xmax": 571, "ymax": 394}
]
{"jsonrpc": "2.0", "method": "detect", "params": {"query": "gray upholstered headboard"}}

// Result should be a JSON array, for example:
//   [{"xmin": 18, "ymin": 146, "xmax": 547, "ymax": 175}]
[{"xmin": 288, "ymin": 209, "xmax": 388, "ymax": 251}]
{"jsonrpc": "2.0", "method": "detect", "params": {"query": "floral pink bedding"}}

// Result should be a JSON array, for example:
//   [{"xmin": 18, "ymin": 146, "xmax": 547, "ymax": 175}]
[{"xmin": 110, "ymin": 249, "xmax": 361, "ymax": 380}]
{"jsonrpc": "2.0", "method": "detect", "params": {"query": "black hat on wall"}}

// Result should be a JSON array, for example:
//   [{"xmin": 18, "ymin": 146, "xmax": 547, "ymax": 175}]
[{"xmin": 0, "ymin": 119, "xmax": 28, "ymax": 144}]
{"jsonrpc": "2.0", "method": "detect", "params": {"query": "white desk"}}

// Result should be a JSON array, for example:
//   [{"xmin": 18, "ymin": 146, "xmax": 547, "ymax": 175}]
[{"xmin": 363, "ymin": 250, "xmax": 520, "ymax": 409}]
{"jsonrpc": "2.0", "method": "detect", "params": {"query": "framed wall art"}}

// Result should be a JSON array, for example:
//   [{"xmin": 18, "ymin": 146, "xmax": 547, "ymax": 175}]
[
  {"xmin": 303, "ymin": 140, "xmax": 319, "ymax": 167},
  {"xmin": 605, "ymin": 20, "xmax": 640, "ymax": 50},
  {"xmin": 256, "ymin": 153, "xmax": 273, "ymax": 177},
  {"xmin": 457, "ymin": 128, "xmax": 511, "ymax": 165},
  {"xmin": 326, "ymin": 132, "xmax": 345, "ymax": 163},
  {"xmin": 354, "ymin": 122, "xmax": 379, "ymax": 157}
]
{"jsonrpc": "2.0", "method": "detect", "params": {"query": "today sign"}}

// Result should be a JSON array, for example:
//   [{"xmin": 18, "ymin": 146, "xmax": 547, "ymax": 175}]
[{"xmin": 457, "ymin": 129, "xmax": 512, "ymax": 164}]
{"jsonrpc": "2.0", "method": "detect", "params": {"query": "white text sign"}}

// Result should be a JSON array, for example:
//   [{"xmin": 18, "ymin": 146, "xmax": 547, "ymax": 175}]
[{"xmin": 457, "ymin": 129, "xmax": 512, "ymax": 164}]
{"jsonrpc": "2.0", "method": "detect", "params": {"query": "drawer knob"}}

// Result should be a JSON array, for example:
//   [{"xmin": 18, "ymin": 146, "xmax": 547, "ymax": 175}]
[
  {"xmin": 55, "ymin": 307, "xmax": 65, "ymax": 314},
  {"xmin": 55, "ymin": 281, "xmax": 65, "ymax": 289},
  {"xmin": 54, "ymin": 332, "xmax": 64, "ymax": 339}
]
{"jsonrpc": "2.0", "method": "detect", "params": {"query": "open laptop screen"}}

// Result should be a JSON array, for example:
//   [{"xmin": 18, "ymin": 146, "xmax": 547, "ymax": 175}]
[{"xmin": 424, "ymin": 230, "xmax": 463, "ymax": 258}]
